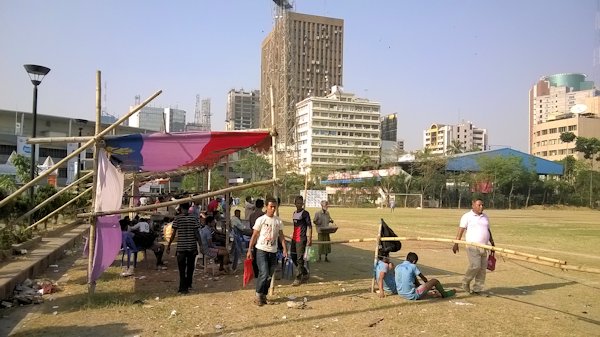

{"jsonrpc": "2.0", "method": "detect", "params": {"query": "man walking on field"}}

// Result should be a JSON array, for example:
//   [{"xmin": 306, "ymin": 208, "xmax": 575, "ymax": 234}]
[{"xmin": 452, "ymin": 198, "xmax": 495, "ymax": 295}]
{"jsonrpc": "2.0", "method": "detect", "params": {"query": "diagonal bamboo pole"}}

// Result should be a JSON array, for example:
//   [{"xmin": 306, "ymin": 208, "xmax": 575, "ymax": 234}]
[
  {"xmin": 16, "ymin": 172, "xmax": 94, "ymax": 224},
  {"xmin": 26, "ymin": 187, "xmax": 92, "ymax": 231},
  {"xmin": 379, "ymin": 237, "xmax": 567, "ymax": 265},
  {"xmin": 77, "ymin": 178, "xmax": 280, "ymax": 218},
  {"xmin": 0, "ymin": 89, "xmax": 162, "ymax": 209}
]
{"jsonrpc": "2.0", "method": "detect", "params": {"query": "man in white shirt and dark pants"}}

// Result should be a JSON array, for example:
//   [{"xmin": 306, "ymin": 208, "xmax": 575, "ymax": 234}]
[{"xmin": 452, "ymin": 198, "xmax": 495, "ymax": 295}]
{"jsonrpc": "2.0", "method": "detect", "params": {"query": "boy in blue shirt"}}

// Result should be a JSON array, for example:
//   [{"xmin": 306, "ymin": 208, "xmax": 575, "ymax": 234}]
[
  {"xmin": 375, "ymin": 256, "xmax": 397, "ymax": 297},
  {"xmin": 395, "ymin": 252, "xmax": 455, "ymax": 300}
]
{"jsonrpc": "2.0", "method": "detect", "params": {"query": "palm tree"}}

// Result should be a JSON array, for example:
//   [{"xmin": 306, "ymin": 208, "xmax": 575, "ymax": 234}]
[{"xmin": 447, "ymin": 139, "xmax": 465, "ymax": 155}]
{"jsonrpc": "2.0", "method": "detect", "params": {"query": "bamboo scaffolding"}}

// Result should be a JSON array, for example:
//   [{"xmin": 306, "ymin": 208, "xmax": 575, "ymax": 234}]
[
  {"xmin": 16, "ymin": 171, "xmax": 94, "ymax": 224},
  {"xmin": 77, "ymin": 178, "xmax": 280, "ymax": 218},
  {"xmin": 0, "ymin": 89, "xmax": 162, "ymax": 209},
  {"xmin": 370, "ymin": 222, "xmax": 383, "ymax": 293},
  {"xmin": 269, "ymin": 85, "xmax": 278, "ymax": 296},
  {"xmin": 379, "ymin": 237, "xmax": 567, "ymax": 265},
  {"xmin": 26, "ymin": 187, "xmax": 92, "ymax": 231},
  {"xmin": 88, "ymin": 71, "xmax": 103, "ymax": 294}
]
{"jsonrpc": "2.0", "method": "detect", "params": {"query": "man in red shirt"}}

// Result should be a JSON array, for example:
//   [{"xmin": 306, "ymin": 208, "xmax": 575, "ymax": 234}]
[
  {"xmin": 207, "ymin": 197, "xmax": 222, "ymax": 217},
  {"xmin": 291, "ymin": 195, "xmax": 312, "ymax": 286}
]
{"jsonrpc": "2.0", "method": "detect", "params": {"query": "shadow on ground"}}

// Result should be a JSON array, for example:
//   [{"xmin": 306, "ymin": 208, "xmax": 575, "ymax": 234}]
[{"xmin": 9, "ymin": 323, "xmax": 141, "ymax": 337}]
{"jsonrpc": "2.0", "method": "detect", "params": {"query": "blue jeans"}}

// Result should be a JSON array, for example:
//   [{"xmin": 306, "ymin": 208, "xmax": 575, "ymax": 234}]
[{"xmin": 255, "ymin": 249, "xmax": 277, "ymax": 296}]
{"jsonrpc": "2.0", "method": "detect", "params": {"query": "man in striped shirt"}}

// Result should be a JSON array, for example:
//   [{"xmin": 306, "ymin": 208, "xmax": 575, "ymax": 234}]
[{"xmin": 167, "ymin": 202, "xmax": 202, "ymax": 294}]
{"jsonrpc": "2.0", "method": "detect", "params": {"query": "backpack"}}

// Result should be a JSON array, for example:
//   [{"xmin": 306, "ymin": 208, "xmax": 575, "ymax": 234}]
[{"xmin": 378, "ymin": 218, "xmax": 401, "ymax": 257}]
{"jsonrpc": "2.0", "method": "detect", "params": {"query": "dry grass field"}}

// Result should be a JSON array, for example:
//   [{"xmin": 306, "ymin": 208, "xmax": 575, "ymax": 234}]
[{"xmin": 1, "ymin": 207, "xmax": 599, "ymax": 337}]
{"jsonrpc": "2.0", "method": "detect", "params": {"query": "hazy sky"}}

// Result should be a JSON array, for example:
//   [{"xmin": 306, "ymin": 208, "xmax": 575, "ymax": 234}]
[{"xmin": 1, "ymin": 0, "xmax": 597, "ymax": 151}]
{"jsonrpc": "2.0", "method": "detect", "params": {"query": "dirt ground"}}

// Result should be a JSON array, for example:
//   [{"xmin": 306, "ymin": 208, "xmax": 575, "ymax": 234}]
[{"xmin": 1, "ymin": 208, "xmax": 599, "ymax": 337}]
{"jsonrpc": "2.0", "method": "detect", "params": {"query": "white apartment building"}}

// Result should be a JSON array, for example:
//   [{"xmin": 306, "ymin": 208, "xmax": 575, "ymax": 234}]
[
  {"xmin": 296, "ymin": 86, "xmax": 381, "ymax": 173},
  {"xmin": 423, "ymin": 122, "xmax": 488, "ymax": 155},
  {"xmin": 129, "ymin": 106, "xmax": 186, "ymax": 132}
]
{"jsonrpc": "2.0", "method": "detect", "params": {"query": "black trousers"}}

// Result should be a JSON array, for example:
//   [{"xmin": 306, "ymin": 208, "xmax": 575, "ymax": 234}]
[
  {"xmin": 290, "ymin": 240, "xmax": 308, "ymax": 280},
  {"xmin": 176, "ymin": 250, "xmax": 197, "ymax": 292}
]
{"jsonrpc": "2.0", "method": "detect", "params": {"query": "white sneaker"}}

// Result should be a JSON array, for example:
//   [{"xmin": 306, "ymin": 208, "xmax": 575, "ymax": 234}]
[{"xmin": 121, "ymin": 266, "xmax": 134, "ymax": 277}]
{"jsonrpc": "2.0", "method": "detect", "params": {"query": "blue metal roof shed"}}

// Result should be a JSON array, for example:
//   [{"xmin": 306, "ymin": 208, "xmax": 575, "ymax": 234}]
[{"xmin": 446, "ymin": 148, "xmax": 564, "ymax": 175}]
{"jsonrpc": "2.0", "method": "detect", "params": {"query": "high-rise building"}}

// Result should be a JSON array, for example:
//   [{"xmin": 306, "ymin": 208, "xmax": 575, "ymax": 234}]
[
  {"xmin": 380, "ymin": 114, "xmax": 397, "ymax": 142},
  {"xmin": 423, "ymin": 122, "xmax": 488, "ymax": 155},
  {"xmin": 528, "ymin": 74, "xmax": 600, "ymax": 161},
  {"xmin": 128, "ymin": 106, "xmax": 186, "ymax": 132},
  {"xmin": 165, "ymin": 108, "xmax": 186, "ymax": 132},
  {"xmin": 261, "ymin": 8, "xmax": 344, "ymax": 168},
  {"xmin": 226, "ymin": 89, "xmax": 261, "ymax": 130},
  {"xmin": 296, "ymin": 86, "xmax": 380, "ymax": 173},
  {"xmin": 529, "ymin": 73, "xmax": 597, "ymax": 154}
]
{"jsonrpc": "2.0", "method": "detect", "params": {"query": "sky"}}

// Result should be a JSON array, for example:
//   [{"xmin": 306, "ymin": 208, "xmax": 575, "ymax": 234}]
[{"xmin": 1, "ymin": 0, "xmax": 597, "ymax": 152}]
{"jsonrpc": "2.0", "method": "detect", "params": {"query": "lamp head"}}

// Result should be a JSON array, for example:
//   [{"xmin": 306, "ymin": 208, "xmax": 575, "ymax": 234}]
[{"xmin": 24, "ymin": 64, "xmax": 51, "ymax": 86}]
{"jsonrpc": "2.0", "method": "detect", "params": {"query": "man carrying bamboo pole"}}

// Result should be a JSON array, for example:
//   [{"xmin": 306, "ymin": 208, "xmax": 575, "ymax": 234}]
[
  {"xmin": 452, "ymin": 198, "xmax": 495, "ymax": 295},
  {"xmin": 246, "ymin": 198, "xmax": 287, "ymax": 306}
]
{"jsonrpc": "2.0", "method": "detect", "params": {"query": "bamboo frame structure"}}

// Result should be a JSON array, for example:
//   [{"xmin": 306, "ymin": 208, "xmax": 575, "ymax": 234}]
[
  {"xmin": 16, "ymin": 171, "xmax": 94, "ymax": 224},
  {"xmin": 77, "ymin": 179, "xmax": 279, "ymax": 218},
  {"xmin": 87, "ymin": 71, "xmax": 103, "ymax": 294},
  {"xmin": 0, "ymin": 89, "xmax": 162, "ymax": 209},
  {"xmin": 26, "ymin": 187, "xmax": 92, "ymax": 231}
]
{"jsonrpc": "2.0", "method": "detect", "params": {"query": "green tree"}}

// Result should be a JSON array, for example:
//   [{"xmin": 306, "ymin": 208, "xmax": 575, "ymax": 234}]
[
  {"xmin": 447, "ymin": 139, "xmax": 465, "ymax": 155},
  {"xmin": 350, "ymin": 154, "xmax": 376, "ymax": 171},
  {"xmin": 233, "ymin": 151, "xmax": 272, "ymax": 182},
  {"xmin": 413, "ymin": 152, "xmax": 447, "ymax": 207},
  {"xmin": 0, "ymin": 175, "xmax": 17, "ymax": 194},
  {"xmin": 574, "ymin": 137, "xmax": 600, "ymax": 207},
  {"xmin": 10, "ymin": 153, "xmax": 30, "ymax": 183},
  {"xmin": 477, "ymin": 155, "xmax": 529, "ymax": 209},
  {"xmin": 180, "ymin": 172, "xmax": 204, "ymax": 193}
]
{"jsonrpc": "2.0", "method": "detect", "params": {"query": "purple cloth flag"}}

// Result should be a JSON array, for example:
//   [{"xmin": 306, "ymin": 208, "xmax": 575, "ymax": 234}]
[
  {"xmin": 90, "ymin": 215, "xmax": 121, "ymax": 283},
  {"xmin": 89, "ymin": 149, "xmax": 125, "ymax": 284}
]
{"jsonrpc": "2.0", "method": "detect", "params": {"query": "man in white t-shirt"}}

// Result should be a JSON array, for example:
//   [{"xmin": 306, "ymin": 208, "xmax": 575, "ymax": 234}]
[
  {"xmin": 246, "ymin": 198, "xmax": 288, "ymax": 306},
  {"xmin": 452, "ymin": 199, "xmax": 495, "ymax": 295}
]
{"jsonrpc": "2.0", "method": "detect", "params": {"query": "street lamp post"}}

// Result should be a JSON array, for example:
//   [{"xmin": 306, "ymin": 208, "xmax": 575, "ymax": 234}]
[
  {"xmin": 75, "ymin": 119, "xmax": 88, "ymax": 191},
  {"xmin": 24, "ymin": 64, "xmax": 51, "ymax": 215}
]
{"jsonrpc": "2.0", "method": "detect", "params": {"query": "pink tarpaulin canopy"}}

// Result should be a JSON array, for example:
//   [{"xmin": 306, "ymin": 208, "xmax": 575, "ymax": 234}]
[
  {"xmin": 90, "ymin": 131, "xmax": 272, "ymax": 284},
  {"xmin": 104, "ymin": 131, "xmax": 272, "ymax": 172}
]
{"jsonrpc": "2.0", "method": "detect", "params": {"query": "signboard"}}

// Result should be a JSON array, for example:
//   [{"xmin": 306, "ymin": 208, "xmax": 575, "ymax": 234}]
[
  {"xmin": 299, "ymin": 190, "xmax": 328, "ymax": 208},
  {"xmin": 16, "ymin": 136, "xmax": 39, "ymax": 162},
  {"xmin": 66, "ymin": 143, "xmax": 87, "ymax": 184}
]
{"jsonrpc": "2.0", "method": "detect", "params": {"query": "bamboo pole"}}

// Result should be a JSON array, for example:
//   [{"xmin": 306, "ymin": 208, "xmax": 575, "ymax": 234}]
[
  {"xmin": 379, "ymin": 237, "xmax": 567, "ymax": 265},
  {"xmin": 285, "ymin": 236, "xmax": 600, "ymax": 274},
  {"xmin": 268, "ymin": 85, "xmax": 278, "ymax": 297},
  {"xmin": 0, "ymin": 89, "xmax": 162, "ymax": 209},
  {"xmin": 370, "ymin": 222, "xmax": 382, "ymax": 293},
  {"xmin": 224, "ymin": 156, "xmax": 230, "ymax": 252},
  {"xmin": 77, "ymin": 178, "xmax": 280, "ymax": 218},
  {"xmin": 16, "ymin": 171, "xmax": 94, "ymax": 223},
  {"xmin": 26, "ymin": 187, "xmax": 92, "ymax": 231},
  {"xmin": 87, "ymin": 70, "xmax": 103, "ymax": 294},
  {"xmin": 28, "ymin": 136, "xmax": 93, "ymax": 144}
]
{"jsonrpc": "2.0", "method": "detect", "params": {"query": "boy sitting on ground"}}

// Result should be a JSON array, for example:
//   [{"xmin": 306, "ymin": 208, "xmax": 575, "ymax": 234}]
[
  {"xmin": 375, "ymin": 256, "xmax": 397, "ymax": 297},
  {"xmin": 395, "ymin": 252, "xmax": 455, "ymax": 300}
]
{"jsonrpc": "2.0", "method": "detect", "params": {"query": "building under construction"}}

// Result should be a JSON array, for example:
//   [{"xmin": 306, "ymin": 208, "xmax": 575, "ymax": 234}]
[{"xmin": 261, "ymin": 0, "xmax": 344, "ymax": 170}]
